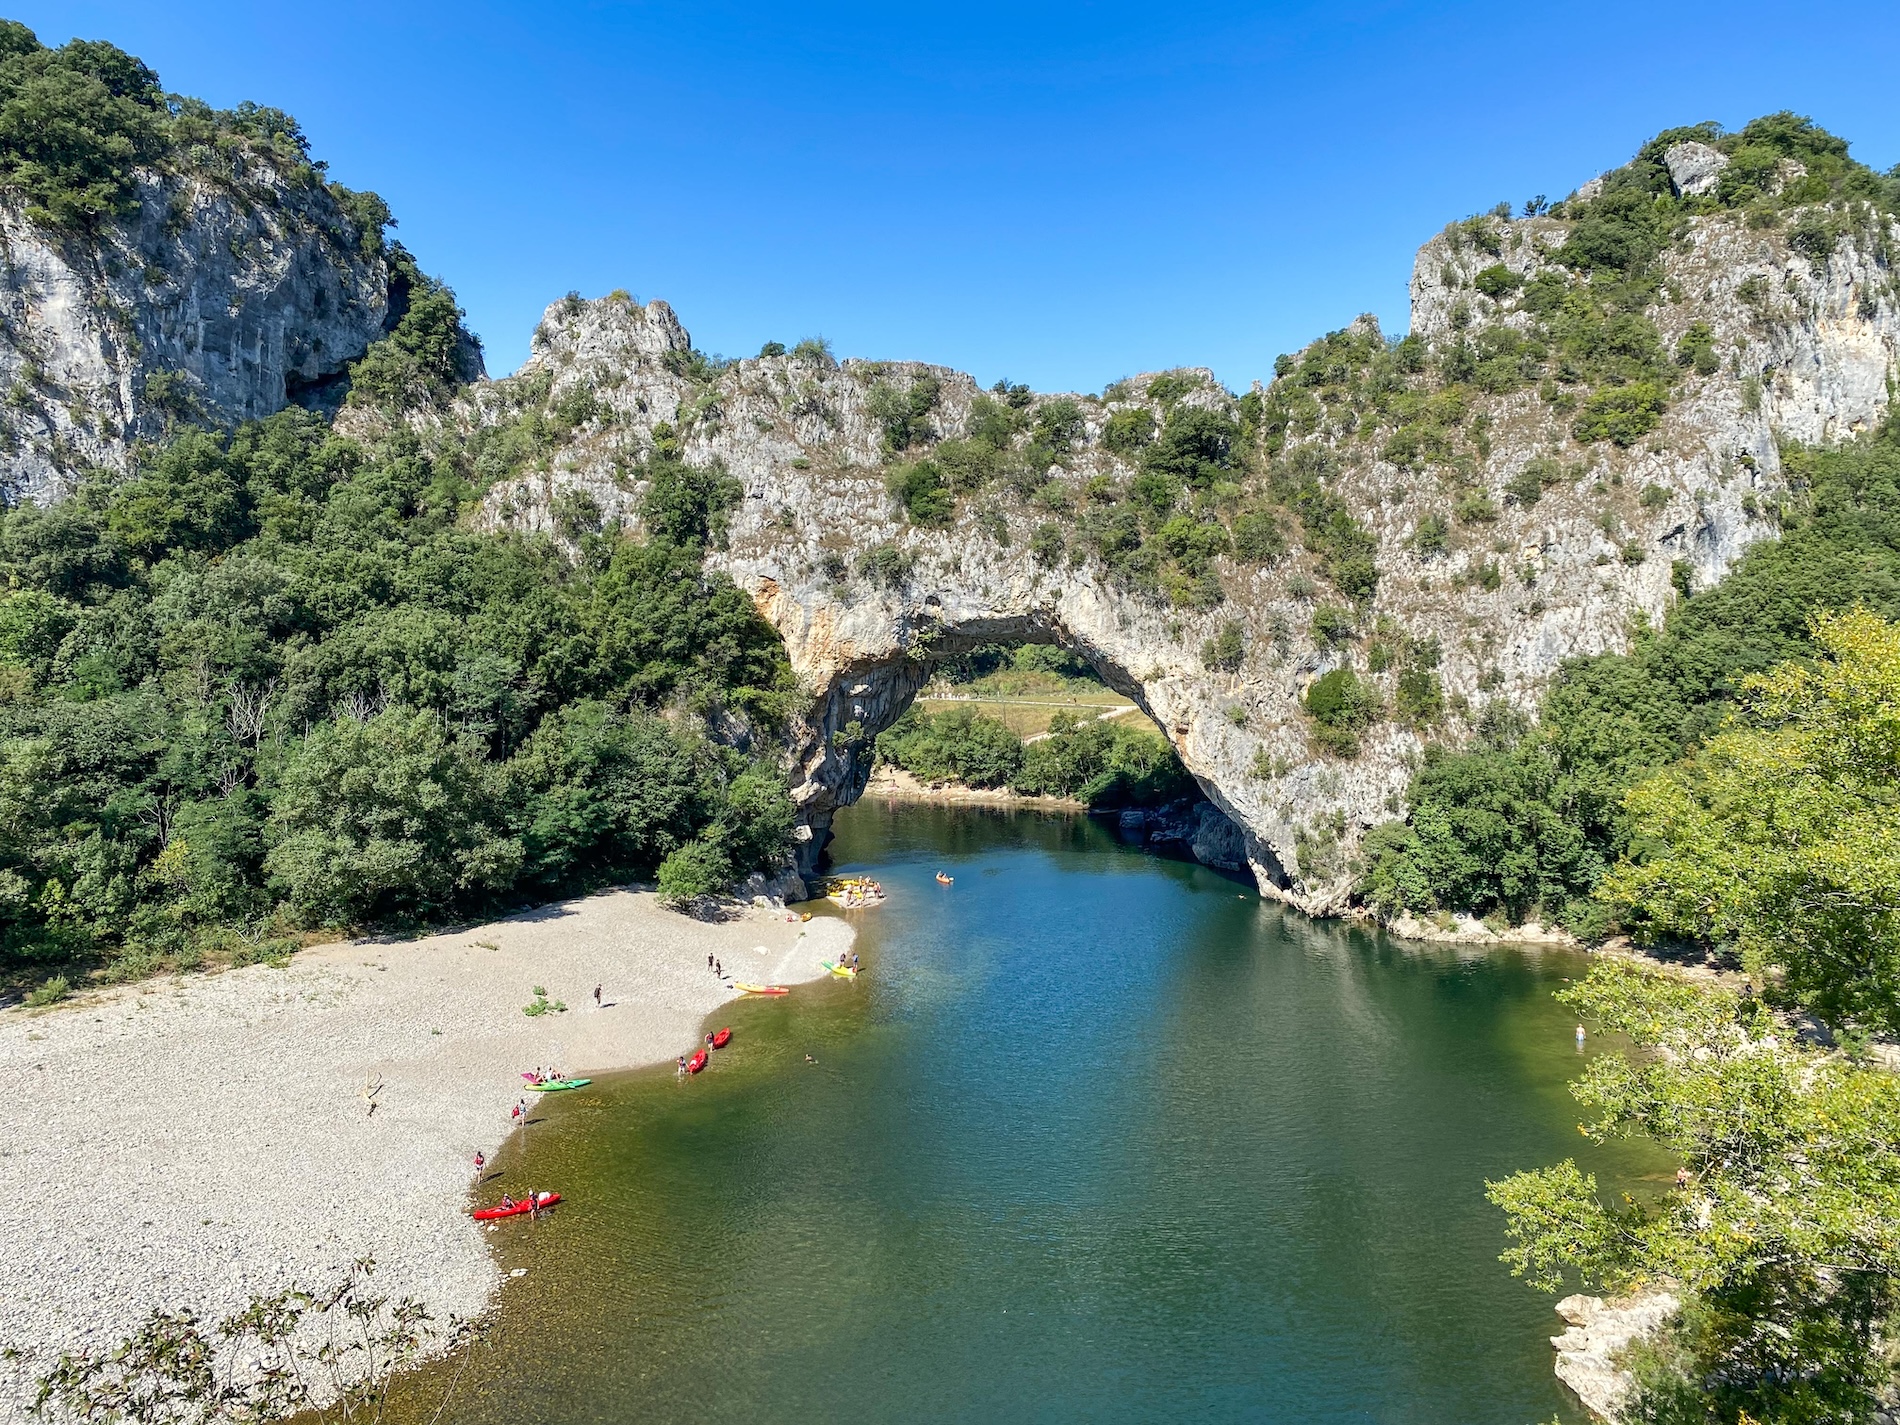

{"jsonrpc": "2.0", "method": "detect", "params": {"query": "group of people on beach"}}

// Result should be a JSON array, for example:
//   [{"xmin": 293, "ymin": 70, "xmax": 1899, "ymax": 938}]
[
  {"xmin": 526, "ymin": 1066, "xmax": 568, "ymax": 1084},
  {"xmin": 831, "ymin": 878, "xmax": 885, "ymax": 908}
]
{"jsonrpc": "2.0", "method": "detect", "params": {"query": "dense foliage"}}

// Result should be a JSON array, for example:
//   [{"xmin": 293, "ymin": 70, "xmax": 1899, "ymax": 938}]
[
  {"xmin": 0, "ymin": 20, "xmax": 387, "ymax": 235},
  {"xmin": 1489, "ymin": 960, "xmax": 1900, "ymax": 1425},
  {"xmin": 1487, "ymin": 617, "xmax": 1900, "ymax": 1421},
  {"xmin": 874, "ymin": 703, "xmax": 1192, "ymax": 809},
  {"xmin": 1601, "ymin": 608, "xmax": 1900, "ymax": 1036},
  {"xmin": 1361, "ymin": 416, "xmax": 1900, "ymax": 929},
  {"xmin": 0, "ymin": 408, "xmax": 798, "ymax": 981}
]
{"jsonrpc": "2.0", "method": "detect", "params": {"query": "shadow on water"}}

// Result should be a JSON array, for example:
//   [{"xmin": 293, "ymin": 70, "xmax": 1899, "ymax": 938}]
[{"xmin": 397, "ymin": 803, "xmax": 1661, "ymax": 1425}]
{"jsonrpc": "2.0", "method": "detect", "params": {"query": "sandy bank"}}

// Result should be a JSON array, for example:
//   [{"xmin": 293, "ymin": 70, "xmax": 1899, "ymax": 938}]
[
  {"xmin": 0, "ymin": 888, "xmax": 852, "ymax": 1408},
  {"xmin": 863, "ymin": 764, "xmax": 1086, "ymax": 810}
]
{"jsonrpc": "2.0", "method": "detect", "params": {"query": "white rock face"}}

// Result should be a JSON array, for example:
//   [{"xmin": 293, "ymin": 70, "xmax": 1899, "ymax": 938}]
[
  {"xmin": 1552, "ymin": 1291, "xmax": 1680, "ymax": 1420},
  {"xmin": 1664, "ymin": 141, "xmax": 1729, "ymax": 198},
  {"xmin": 473, "ymin": 204, "xmax": 1899, "ymax": 911},
  {"xmin": 0, "ymin": 165, "xmax": 398, "ymax": 503}
]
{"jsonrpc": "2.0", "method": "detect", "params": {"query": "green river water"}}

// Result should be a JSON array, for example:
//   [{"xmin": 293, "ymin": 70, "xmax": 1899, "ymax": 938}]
[{"xmin": 414, "ymin": 803, "xmax": 1661, "ymax": 1423}]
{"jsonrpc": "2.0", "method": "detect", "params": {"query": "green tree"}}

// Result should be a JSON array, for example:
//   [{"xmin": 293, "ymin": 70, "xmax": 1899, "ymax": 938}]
[
  {"xmin": 1601, "ymin": 608, "xmax": 1900, "ymax": 1034},
  {"xmin": 0, "ymin": 27, "xmax": 167, "ymax": 226},
  {"xmin": 263, "ymin": 710, "xmax": 522, "ymax": 926},
  {"xmin": 1487, "ymin": 959, "xmax": 1900, "ymax": 1424},
  {"xmin": 1303, "ymin": 669, "xmax": 1378, "ymax": 757}
]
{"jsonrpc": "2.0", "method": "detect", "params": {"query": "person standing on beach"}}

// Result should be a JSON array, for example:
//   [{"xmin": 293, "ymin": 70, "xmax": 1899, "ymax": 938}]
[
  {"xmin": 473, "ymin": 1150, "xmax": 485, "ymax": 1179},
  {"xmin": 593, "ymin": 983, "xmax": 602, "ymax": 1009}
]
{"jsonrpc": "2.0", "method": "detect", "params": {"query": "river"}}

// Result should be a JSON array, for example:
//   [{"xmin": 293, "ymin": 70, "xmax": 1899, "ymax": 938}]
[{"xmin": 415, "ymin": 802, "xmax": 1658, "ymax": 1423}]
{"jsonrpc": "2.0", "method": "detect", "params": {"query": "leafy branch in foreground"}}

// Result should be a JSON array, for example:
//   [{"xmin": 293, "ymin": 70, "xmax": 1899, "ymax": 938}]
[
  {"xmin": 1601, "ymin": 607, "xmax": 1900, "ymax": 1037},
  {"xmin": 1488, "ymin": 960, "xmax": 1900, "ymax": 1423},
  {"xmin": 26, "ymin": 1257, "xmax": 477, "ymax": 1425}
]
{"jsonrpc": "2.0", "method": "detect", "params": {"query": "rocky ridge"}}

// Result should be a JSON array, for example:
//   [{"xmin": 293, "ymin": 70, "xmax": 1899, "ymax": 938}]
[
  {"xmin": 0, "ymin": 165, "xmax": 397, "ymax": 504},
  {"xmin": 470, "ymin": 193, "xmax": 1900, "ymax": 910}
]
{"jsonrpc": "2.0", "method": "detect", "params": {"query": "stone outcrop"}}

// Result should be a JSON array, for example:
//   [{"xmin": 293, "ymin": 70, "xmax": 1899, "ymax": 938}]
[
  {"xmin": 1552, "ymin": 1291, "xmax": 1680, "ymax": 1420},
  {"xmin": 1663, "ymin": 141, "xmax": 1728, "ymax": 198},
  {"xmin": 471, "ymin": 193, "xmax": 1899, "ymax": 909},
  {"xmin": 0, "ymin": 166, "xmax": 400, "ymax": 504}
]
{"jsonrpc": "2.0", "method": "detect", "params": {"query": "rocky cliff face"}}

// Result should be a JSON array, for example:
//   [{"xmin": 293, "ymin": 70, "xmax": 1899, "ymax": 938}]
[
  {"xmin": 469, "ymin": 197, "xmax": 1900, "ymax": 909},
  {"xmin": 0, "ymin": 165, "xmax": 395, "ymax": 504}
]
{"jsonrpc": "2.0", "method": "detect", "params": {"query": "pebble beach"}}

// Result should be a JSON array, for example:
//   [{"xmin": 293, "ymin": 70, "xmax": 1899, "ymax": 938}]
[{"xmin": 0, "ymin": 888, "xmax": 852, "ymax": 1415}]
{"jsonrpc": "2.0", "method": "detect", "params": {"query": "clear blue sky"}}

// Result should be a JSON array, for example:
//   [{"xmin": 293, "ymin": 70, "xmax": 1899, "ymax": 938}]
[{"xmin": 19, "ymin": 2, "xmax": 1900, "ymax": 392}]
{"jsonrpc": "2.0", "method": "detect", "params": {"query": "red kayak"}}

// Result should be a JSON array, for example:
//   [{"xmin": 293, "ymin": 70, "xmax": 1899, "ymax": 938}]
[
  {"xmin": 687, "ymin": 1048, "xmax": 708, "ymax": 1074},
  {"xmin": 711, "ymin": 1027, "xmax": 732, "ymax": 1049},
  {"xmin": 472, "ymin": 1191, "xmax": 560, "ymax": 1221}
]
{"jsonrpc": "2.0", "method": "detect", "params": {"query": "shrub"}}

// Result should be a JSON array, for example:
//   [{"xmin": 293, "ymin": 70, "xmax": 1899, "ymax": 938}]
[
  {"xmin": 1144, "ymin": 407, "xmax": 1237, "ymax": 489},
  {"xmin": 758, "ymin": 340, "xmax": 786, "ymax": 357},
  {"xmin": 1231, "ymin": 511, "xmax": 1286, "ymax": 563},
  {"xmin": 24, "ymin": 973, "xmax": 70, "ymax": 1006},
  {"xmin": 933, "ymin": 438, "xmax": 1000, "ymax": 493},
  {"xmin": 1640, "ymin": 483, "xmax": 1670, "ymax": 509},
  {"xmin": 1454, "ymin": 492, "xmax": 1500, "ymax": 524},
  {"xmin": 1675, "ymin": 321, "xmax": 1719, "ymax": 376},
  {"xmin": 1573, "ymin": 381, "xmax": 1666, "ymax": 446},
  {"xmin": 1202, "ymin": 621, "xmax": 1245, "ymax": 672},
  {"xmin": 886, "ymin": 459, "xmax": 954, "ymax": 526},
  {"xmin": 857, "ymin": 543, "xmax": 915, "ymax": 590},
  {"xmin": 1311, "ymin": 604, "xmax": 1355, "ymax": 647},
  {"xmin": 868, "ymin": 376, "xmax": 941, "ymax": 453},
  {"xmin": 1788, "ymin": 211, "xmax": 1841, "ymax": 262},
  {"xmin": 1504, "ymin": 468, "xmax": 1543, "ymax": 507},
  {"xmin": 1395, "ymin": 668, "xmax": 1444, "ymax": 726},
  {"xmin": 1304, "ymin": 669, "xmax": 1379, "ymax": 757},
  {"xmin": 1033, "ymin": 398, "xmax": 1085, "ymax": 453},
  {"xmin": 1473, "ymin": 264, "xmax": 1523, "ymax": 299},
  {"xmin": 1413, "ymin": 514, "xmax": 1450, "ymax": 556},
  {"xmin": 656, "ymin": 837, "xmax": 732, "ymax": 907},
  {"xmin": 1103, "ymin": 407, "xmax": 1156, "ymax": 454},
  {"xmin": 1029, "ymin": 523, "xmax": 1064, "ymax": 567}
]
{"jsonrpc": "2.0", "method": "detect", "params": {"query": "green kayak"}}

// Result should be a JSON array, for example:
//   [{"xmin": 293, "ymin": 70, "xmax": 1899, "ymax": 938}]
[{"xmin": 526, "ymin": 1078, "xmax": 591, "ymax": 1092}]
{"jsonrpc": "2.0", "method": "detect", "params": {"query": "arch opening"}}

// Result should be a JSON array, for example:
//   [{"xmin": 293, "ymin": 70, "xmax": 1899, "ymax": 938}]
[{"xmin": 785, "ymin": 612, "xmax": 1289, "ymax": 897}]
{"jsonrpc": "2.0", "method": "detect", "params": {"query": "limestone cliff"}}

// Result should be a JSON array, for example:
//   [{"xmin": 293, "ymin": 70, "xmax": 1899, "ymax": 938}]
[
  {"xmin": 0, "ymin": 165, "xmax": 398, "ymax": 504},
  {"xmin": 468, "ymin": 192, "xmax": 1899, "ymax": 910}
]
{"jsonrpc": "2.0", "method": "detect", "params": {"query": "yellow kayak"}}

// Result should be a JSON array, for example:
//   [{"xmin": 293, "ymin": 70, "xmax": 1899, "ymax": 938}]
[{"xmin": 822, "ymin": 960, "xmax": 859, "ymax": 979}]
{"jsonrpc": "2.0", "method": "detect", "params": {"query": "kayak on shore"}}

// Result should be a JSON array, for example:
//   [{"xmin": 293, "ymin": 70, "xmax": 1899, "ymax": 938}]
[
  {"xmin": 526, "ymin": 1078, "xmax": 592, "ymax": 1092},
  {"xmin": 472, "ymin": 1191, "xmax": 561, "ymax": 1221},
  {"xmin": 711, "ymin": 1027, "xmax": 732, "ymax": 1049},
  {"xmin": 823, "ymin": 960, "xmax": 859, "ymax": 980},
  {"xmin": 687, "ymin": 1049, "xmax": 708, "ymax": 1074},
  {"xmin": 735, "ymin": 982, "xmax": 789, "ymax": 995}
]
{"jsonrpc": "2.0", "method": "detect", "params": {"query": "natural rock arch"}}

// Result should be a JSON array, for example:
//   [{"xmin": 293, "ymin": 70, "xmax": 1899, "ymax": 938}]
[
  {"xmin": 753, "ymin": 600, "xmax": 1293, "ymax": 895},
  {"xmin": 470, "ymin": 206, "xmax": 1900, "ymax": 913}
]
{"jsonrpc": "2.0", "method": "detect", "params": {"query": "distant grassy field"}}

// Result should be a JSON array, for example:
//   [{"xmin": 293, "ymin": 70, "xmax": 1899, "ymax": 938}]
[{"xmin": 917, "ymin": 668, "xmax": 1142, "ymax": 739}]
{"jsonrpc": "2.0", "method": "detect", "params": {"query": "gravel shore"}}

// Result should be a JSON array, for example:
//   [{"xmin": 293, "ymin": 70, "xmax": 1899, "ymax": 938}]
[{"xmin": 0, "ymin": 889, "xmax": 852, "ymax": 1413}]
